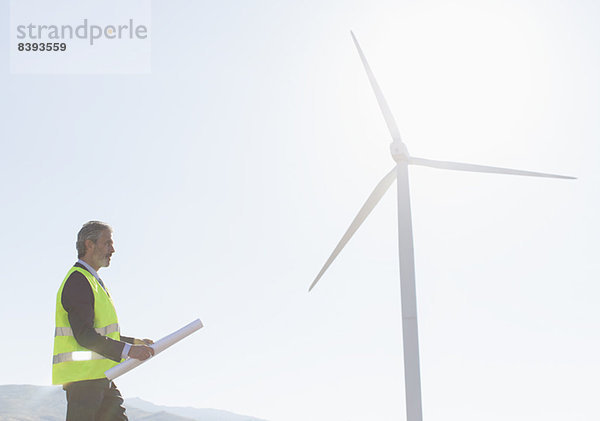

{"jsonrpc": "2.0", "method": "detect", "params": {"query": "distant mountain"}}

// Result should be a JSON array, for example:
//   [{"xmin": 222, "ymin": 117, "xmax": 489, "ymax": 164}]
[
  {"xmin": 127, "ymin": 410, "xmax": 195, "ymax": 421},
  {"xmin": 0, "ymin": 384, "xmax": 64, "ymax": 421},
  {"xmin": 126, "ymin": 407, "xmax": 196, "ymax": 421},
  {"xmin": 125, "ymin": 398, "xmax": 268, "ymax": 421},
  {"xmin": 0, "ymin": 385, "xmax": 267, "ymax": 421}
]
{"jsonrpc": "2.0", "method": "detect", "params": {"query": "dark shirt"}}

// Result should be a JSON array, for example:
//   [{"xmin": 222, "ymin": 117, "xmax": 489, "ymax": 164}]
[{"xmin": 61, "ymin": 263, "xmax": 133, "ymax": 362}]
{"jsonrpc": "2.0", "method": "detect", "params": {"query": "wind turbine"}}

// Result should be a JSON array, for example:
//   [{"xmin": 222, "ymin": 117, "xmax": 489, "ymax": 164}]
[{"xmin": 308, "ymin": 32, "xmax": 575, "ymax": 421}]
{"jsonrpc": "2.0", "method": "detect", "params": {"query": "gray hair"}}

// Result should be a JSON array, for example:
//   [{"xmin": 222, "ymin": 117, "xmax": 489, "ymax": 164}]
[{"xmin": 76, "ymin": 221, "xmax": 113, "ymax": 258}]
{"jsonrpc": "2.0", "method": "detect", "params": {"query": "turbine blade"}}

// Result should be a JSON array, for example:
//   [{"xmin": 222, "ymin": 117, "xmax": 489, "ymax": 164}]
[
  {"xmin": 409, "ymin": 157, "xmax": 576, "ymax": 179},
  {"xmin": 309, "ymin": 166, "xmax": 398, "ymax": 292},
  {"xmin": 351, "ymin": 31, "xmax": 402, "ymax": 142}
]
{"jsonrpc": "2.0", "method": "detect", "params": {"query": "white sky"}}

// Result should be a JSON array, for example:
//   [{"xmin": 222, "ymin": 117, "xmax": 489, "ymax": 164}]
[{"xmin": 1, "ymin": 1, "xmax": 598, "ymax": 420}]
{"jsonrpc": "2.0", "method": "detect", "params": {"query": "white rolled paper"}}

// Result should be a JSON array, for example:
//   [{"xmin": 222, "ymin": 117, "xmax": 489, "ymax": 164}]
[{"xmin": 105, "ymin": 318, "xmax": 204, "ymax": 381}]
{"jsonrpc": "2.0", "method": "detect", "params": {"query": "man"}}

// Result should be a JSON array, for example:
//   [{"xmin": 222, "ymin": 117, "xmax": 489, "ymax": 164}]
[{"xmin": 52, "ymin": 221, "xmax": 155, "ymax": 420}]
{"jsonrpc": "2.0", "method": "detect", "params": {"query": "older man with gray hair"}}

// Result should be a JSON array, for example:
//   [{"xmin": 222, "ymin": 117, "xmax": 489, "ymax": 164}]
[{"xmin": 52, "ymin": 221, "xmax": 154, "ymax": 420}]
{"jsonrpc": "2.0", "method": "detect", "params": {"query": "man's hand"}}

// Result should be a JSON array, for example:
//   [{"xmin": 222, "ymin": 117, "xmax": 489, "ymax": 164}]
[
  {"xmin": 128, "ymin": 344, "xmax": 154, "ymax": 361},
  {"xmin": 133, "ymin": 338, "xmax": 154, "ymax": 346}
]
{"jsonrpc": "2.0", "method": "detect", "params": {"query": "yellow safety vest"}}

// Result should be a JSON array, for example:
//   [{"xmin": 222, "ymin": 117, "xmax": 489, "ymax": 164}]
[{"xmin": 52, "ymin": 266, "xmax": 122, "ymax": 385}]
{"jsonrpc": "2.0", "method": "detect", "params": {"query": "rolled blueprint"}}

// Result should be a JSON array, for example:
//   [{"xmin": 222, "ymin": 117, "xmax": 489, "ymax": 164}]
[{"xmin": 105, "ymin": 318, "xmax": 204, "ymax": 381}]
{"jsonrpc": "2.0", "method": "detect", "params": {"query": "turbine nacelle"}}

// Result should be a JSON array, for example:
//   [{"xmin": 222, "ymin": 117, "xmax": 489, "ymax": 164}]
[{"xmin": 390, "ymin": 141, "xmax": 410, "ymax": 162}]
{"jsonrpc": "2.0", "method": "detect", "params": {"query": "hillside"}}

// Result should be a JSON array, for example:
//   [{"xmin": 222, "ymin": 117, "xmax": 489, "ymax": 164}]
[{"xmin": 0, "ymin": 385, "xmax": 267, "ymax": 421}]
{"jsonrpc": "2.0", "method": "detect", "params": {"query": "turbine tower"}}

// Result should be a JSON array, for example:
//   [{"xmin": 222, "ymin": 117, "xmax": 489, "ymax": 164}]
[{"xmin": 308, "ymin": 32, "xmax": 575, "ymax": 421}]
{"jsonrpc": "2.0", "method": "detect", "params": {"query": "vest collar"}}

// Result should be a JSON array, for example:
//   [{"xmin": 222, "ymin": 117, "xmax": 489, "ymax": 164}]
[{"xmin": 76, "ymin": 259, "xmax": 103, "ymax": 284}]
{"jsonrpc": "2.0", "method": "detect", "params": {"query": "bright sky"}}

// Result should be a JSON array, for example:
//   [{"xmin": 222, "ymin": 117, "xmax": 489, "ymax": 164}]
[{"xmin": 1, "ymin": 1, "xmax": 598, "ymax": 420}]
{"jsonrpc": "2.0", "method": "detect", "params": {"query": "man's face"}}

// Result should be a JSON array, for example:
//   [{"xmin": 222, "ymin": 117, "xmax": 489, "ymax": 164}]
[{"xmin": 87, "ymin": 229, "xmax": 115, "ymax": 270}]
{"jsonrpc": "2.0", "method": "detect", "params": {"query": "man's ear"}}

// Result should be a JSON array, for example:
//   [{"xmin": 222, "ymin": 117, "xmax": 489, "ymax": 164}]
[{"xmin": 84, "ymin": 239, "xmax": 95, "ymax": 255}]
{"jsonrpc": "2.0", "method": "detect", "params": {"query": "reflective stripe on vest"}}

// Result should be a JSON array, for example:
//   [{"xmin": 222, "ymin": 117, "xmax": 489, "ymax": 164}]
[
  {"xmin": 54, "ymin": 323, "xmax": 120, "ymax": 338},
  {"xmin": 53, "ymin": 350, "xmax": 108, "ymax": 364}
]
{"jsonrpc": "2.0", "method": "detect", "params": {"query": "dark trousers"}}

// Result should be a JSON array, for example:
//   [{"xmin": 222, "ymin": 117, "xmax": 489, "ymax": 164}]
[{"xmin": 64, "ymin": 379, "xmax": 128, "ymax": 421}]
